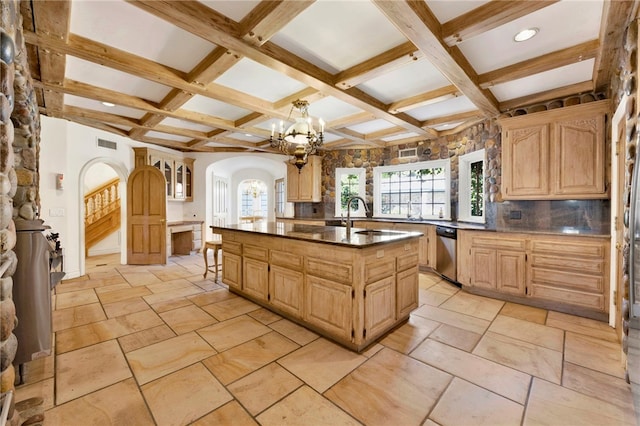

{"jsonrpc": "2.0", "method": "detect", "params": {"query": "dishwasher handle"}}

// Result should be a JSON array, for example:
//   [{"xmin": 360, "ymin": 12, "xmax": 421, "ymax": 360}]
[{"xmin": 435, "ymin": 226, "xmax": 457, "ymax": 239}]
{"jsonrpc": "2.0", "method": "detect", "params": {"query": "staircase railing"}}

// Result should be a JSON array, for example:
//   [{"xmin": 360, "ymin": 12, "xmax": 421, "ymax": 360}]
[{"xmin": 85, "ymin": 178, "xmax": 121, "ymax": 253}]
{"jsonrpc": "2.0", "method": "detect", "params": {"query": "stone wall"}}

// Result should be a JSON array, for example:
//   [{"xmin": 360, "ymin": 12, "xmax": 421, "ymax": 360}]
[
  {"xmin": 615, "ymin": 17, "xmax": 638, "ymax": 382},
  {"xmin": 1, "ymin": 0, "xmax": 43, "ymax": 424}
]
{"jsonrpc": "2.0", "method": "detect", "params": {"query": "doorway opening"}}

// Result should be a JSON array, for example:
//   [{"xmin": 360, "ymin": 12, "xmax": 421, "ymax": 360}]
[{"xmin": 78, "ymin": 158, "xmax": 128, "ymax": 277}]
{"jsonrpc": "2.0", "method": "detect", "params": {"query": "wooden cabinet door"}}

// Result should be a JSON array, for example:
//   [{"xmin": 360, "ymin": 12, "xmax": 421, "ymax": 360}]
[
  {"xmin": 286, "ymin": 156, "xmax": 321, "ymax": 202},
  {"xmin": 243, "ymin": 258, "xmax": 269, "ymax": 300},
  {"xmin": 470, "ymin": 247, "xmax": 496, "ymax": 289},
  {"xmin": 269, "ymin": 265, "xmax": 304, "ymax": 318},
  {"xmin": 304, "ymin": 275, "xmax": 352, "ymax": 341},
  {"xmin": 222, "ymin": 252, "xmax": 242, "ymax": 290},
  {"xmin": 364, "ymin": 276, "xmax": 395, "ymax": 338},
  {"xmin": 553, "ymin": 114, "xmax": 605, "ymax": 197},
  {"xmin": 503, "ymin": 124, "xmax": 550, "ymax": 198},
  {"xmin": 396, "ymin": 267, "xmax": 418, "ymax": 318},
  {"xmin": 496, "ymin": 251, "xmax": 526, "ymax": 295},
  {"xmin": 286, "ymin": 163, "xmax": 300, "ymax": 201}
]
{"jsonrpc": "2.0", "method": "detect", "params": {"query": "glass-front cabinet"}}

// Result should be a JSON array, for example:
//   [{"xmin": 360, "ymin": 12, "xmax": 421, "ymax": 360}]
[{"xmin": 134, "ymin": 148, "xmax": 195, "ymax": 202}]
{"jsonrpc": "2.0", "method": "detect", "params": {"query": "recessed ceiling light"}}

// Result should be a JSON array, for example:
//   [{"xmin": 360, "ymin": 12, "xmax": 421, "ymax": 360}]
[
  {"xmin": 514, "ymin": 27, "xmax": 539, "ymax": 42},
  {"xmin": 101, "ymin": 101, "xmax": 115, "ymax": 107}
]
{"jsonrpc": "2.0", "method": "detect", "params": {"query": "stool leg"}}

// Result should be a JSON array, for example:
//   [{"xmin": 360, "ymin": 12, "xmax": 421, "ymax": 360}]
[
  {"xmin": 213, "ymin": 247, "xmax": 219, "ymax": 280},
  {"xmin": 203, "ymin": 246, "xmax": 209, "ymax": 278}
]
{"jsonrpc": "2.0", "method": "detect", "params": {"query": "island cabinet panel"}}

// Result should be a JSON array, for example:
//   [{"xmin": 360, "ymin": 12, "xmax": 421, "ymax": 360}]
[
  {"xmin": 458, "ymin": 230, "xmax": 610, "ymax": 319},
  {"xmin": 269, "ymin": 265, "xmax": 304, "ymax": 318},
  {"xmin": 359, "ymin": 221, "xmax": 433, "ymax": 269},
  {"xmin": 304, "ymin": 275, "xmax": 353, "ymax": 341},
  {"xmin": 215, "ymin": 225, "xmax": 420, "ymax": 351},
  {"xmin": 364, "ymin": 276, "xmax": 396, "ymax": 338},
  {"xmin": 243, "ymin": 257, "xmax": 269, "ymax": 300},
  {"xmin": 396, "ymin": 268, "xmax": 418, "ymax": 318},
  {"xmin": 500, "ymin": 100, "xmax": 609, "ymax": 200},
  {"xmin": 223, "ymin": 252, "xmax": 242, "ymax": 290}
]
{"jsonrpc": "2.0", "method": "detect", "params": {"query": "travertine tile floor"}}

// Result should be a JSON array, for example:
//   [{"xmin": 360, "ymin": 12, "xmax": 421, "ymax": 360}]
[{"xmin": 14, "ymin": 253, "xmax": 639, "ymax": 425}]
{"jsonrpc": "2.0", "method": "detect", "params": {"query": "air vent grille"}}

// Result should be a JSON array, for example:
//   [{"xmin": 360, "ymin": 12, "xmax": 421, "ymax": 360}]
[
  {"xmin": 399, "ymin": 148, "xmax": 417, "ymax": 158},
  {"xmin": 97, "ymin": 138, "xmax": 117, "ymax": 150}
]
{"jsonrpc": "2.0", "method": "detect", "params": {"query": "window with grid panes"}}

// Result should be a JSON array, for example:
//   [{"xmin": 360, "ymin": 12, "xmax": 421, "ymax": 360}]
[
  {"xmin": 334, "ymin": 168, "xmax": 366, "ymax": 217},
  {"xmin": 373, "ymin": 160, "xmax": 450, "ymax": 219}
]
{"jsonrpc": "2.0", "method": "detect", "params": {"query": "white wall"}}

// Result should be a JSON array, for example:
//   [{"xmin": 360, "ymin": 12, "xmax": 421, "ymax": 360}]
[{"xmin": 39, "ymin": 116, "xmax": 289, "ymax": 278}]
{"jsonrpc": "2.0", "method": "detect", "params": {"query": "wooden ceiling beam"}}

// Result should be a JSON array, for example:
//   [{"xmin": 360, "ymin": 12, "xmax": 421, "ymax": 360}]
[
  {"xmin": 422, "ymin": 110, "xmax": 484, "ymax": 128},
  {"xmin": 593, "ymin": 0, "xmax": 636, "ymax": 89},
  {"xmin": 38, "ymin": 79, "xmax": 244, "ymax": 132},
  {"xmin": 334, "ymin": 41, "xmax": 422, "ymax": 89},
  {"xmin": 388, "ymin": 85, "xmax": 460, "ymax": 113},
  {"xmin": 240, "ymin": 0, "xmax": 315, "ymax": 46},
  {"xmin": 442, "ymin": 1, "xmax": 559, "ymax": 46},
  {"xmin": 478, "ymin": 40, "xmax": 600, "ymax": 89},
  {"xmin": 132, "ymin": 1, "xmax": 313, "ymax": 142},
  {"xmin": 31, "ymin": 0, "xmax": 71, "ymax": 117},
  {"xmin": 373, "ymin": 0, "xmax": 500, "ymax": 117},
  {"xmin": 499, "ymin": 80, "xmax": 594, "ymax": 111},
  {"xmin": 23, "ymin": 31, "xmax": 276, "ymax": 115},
  {"xmin": 131, "ymin": 0, "xmax": 429, "ymax": 135}
]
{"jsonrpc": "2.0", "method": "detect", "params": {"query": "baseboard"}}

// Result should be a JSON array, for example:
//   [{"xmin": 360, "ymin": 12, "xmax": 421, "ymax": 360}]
[{"xmin": 87, "ymin": 247, "xmax": 120, "ymax": 256}]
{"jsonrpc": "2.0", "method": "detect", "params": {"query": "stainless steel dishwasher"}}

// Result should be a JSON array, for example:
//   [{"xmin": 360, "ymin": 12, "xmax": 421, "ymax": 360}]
[{"xmin": 435, "ymin": 225, "xmax": 457, "ymax": 283}]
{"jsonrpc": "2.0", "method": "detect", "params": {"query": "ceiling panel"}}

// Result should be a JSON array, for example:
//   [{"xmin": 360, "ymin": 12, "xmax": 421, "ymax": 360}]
[
  {"xmin": 70, "ymin": 0, "xmax": 216, "ymax": 72},
  {"xmin": 65, "ymin": 56, "xmax": 172, "ymax": 103},
  {"xmin": 181, "ymin": 96, "xmax": 251, "ymax": 121},
  {"xmin": 459, "ymin": 0, "xmax": 604, "ymax": 73},
  {"xmin": 490, "ymin": 59, "xmax": 595, "ymax": 102},
  {"xmin": 270, "ymin": 0, "xmax": 408, "ymax": 73},
  {"xmin": 215, "ymin": 58, "xmax": 309, "ymax": 102},
  {"xmin": 64, "ymin": 94, "xmax": 146, "ymax": 119},
  {"xmin": 357, "ymin": 58, "xmax": 451, "ymax": 104},
  {"xmin": 407, "ymin": 96, "xmax": 478, "ymax": 121}
]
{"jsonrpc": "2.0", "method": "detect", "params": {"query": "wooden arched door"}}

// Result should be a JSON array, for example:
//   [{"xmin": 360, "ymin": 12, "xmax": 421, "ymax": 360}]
[{"xmin": 127, "ymin": 165, "xmax": 166, "ymax": 264}]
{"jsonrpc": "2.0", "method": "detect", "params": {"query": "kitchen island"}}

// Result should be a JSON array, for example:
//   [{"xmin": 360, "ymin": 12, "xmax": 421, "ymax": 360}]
[{"xmin": 212, "ymin": 222, "xmax": 422, "ymax": 352}]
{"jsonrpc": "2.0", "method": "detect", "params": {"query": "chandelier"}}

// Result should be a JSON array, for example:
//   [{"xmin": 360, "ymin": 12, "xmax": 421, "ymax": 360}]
[
  {"xmin": 270, "ymin": 99, "xmax": 324, "ymax": 172},
  {"xmin": 244, "ymin": 180, "xmax": 263, "ymax": 198}
]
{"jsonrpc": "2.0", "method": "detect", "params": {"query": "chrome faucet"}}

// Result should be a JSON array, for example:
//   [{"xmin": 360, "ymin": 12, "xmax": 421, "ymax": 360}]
[{"xmin": 344, "ymin": 195, "xmax": 370, "ymax": 239}]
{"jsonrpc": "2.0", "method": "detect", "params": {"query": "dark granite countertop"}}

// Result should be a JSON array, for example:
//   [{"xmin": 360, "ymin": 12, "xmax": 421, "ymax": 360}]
[
  {"xmin": 212, "ymin": 222, "xmax": 422, "ymax": 248},
  {"xmin": 280, "ymin": 217, "xmax": 609, "ymax": 237}
]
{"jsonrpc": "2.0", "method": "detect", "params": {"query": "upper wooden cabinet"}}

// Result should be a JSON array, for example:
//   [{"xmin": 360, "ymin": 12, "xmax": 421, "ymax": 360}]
[
  {"xmin": 500, "ymin": 100, "xmax": 609, "ymax": 200},
  {"xmin": 286, "ymin": 155, "xmax": 322, "ymax": 202},
  {"xmin": 134, "ymin": 148, "xmax": 195, "ymax": 202}
]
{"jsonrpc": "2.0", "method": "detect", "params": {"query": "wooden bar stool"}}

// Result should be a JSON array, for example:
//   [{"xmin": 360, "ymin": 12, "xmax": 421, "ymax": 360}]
[{"xmin": 202, "ymin": 237, "xmax": 222, "ymax": 279}]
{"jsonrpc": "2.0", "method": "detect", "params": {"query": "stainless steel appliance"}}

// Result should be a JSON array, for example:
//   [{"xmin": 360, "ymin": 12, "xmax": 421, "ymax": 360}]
[
  {"xmin": 627, "ymin": 161, "xmax": 640, "ymax": 423},
  {"xmin": 12, "ymin": 220, "xmax": 64, "ymax": 377},
  {"xmin": 435, "ymin": 225, "xmax": 457, "ymax": 283}
]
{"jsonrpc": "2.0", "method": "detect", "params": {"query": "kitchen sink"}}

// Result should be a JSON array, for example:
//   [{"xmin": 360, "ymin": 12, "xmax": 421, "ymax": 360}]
[{"xmin": 354, "ymin": 229, "xmax": 401, "ymax": 236}]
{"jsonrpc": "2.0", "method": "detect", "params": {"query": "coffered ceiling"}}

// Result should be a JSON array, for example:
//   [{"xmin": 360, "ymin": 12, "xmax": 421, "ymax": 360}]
[{"xmin": 20, "ymin": 0, "xmax": 635, "ymax": 153}]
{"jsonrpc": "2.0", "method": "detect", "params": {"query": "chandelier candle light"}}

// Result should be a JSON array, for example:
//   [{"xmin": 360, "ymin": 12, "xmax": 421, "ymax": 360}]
[{"xmin": 270, "ymin": 99, "xmax": 324, "ymax": 172}]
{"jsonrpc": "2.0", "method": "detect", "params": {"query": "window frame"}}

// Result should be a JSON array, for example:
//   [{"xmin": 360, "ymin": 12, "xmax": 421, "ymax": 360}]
[
  {"xmin": 373, "ymin": 159, "xmax": 451, "ymax": 219},
  {"xmin": 458, "ymin": 149, "xmax": 486, "ymax": 224},
  {"xmin": 334, "ymin": 168, "xmax": 367, "ymax": 218}
]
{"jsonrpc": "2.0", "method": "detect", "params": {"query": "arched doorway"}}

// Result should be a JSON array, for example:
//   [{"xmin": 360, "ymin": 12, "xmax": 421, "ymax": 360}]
[
  {"xmin": 78, "ymin": 158, "xmax": 128, "ymax": 277},
  {"xmin": 238, "ymin": 179, "xmax": 267, "ymax": 223}
]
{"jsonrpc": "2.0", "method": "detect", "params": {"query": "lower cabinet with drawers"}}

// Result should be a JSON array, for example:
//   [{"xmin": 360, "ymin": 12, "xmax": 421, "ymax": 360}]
[
  {"xmin": 458, "ymin": 230, "xmax": 610, "ymax": 320},
  {"xmin": 216, "ymin": 227, "xmax": 420, "ymax": 351}
]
